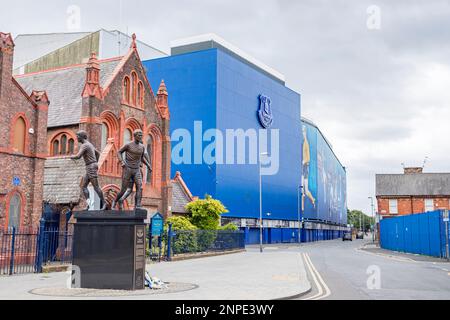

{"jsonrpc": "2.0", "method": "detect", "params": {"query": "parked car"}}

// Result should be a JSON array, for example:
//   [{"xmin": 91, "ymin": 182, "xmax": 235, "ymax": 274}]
[
  {"xmin": 342, "ymin": 232, "xmax": 352, "ymax": 241},
  {"xmin": 356, "ymin": 231, "xmax": 364, "ymax": 239}
]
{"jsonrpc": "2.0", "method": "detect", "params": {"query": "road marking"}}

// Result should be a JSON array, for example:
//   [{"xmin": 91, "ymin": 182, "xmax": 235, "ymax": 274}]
[
  {"xmin": 355, "ymin": 247, "xmax": 416, "ymax": 263},
  {"xmin": 301, "ymin": 253, "xmax": 331, "ymax": 300}
]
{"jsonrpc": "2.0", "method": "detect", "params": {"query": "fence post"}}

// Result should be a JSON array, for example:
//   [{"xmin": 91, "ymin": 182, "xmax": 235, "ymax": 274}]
[
  {"xmin": 166, "ymin": 223, "xmax": 173, "ymax": 261},
  {"xmin": 9, "ymin": 227, "xmax": 16, "ymax": 275},
  {"xmin": 35, "ymin": 218, "xmax": 45, "ymax": 273}
]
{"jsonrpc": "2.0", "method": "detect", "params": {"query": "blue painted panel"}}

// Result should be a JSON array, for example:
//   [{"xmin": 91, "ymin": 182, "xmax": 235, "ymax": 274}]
[
  {"xmin": 418, "ymin": 213, "xmax": 430, "ymax": 255},
  {"xmin": 301, "ymin": 121, "xmax": 347, "ymax": 225},
  {"xmin": 216, "ymin": 50, "xmax": 301, "ymax": 222},
  {"xmin": 428, "ymin": 211, "xmax": 441, "ymax": 257},
  {"xmin": 143, "ymin": 50, "xmax": 218, "ymax": 198},
  {"xmin": 247, "ymin": 228, "xmax": 260, "ymax": 244},
  {"xmin": 380, "ymin": 210, "xmax": 445, "ymax": 257},
  {"xmin": 271, "ymin": 228, "xmax": 282, "ymax": 243}
]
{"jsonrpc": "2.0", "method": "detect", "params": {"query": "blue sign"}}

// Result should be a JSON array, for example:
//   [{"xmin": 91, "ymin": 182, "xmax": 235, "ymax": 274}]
[
  {"xmin": 13, "ymin": 176, "xmax": 20, "ymax": 186},
  {"xmin": 151, "ymin": 213, "xmax": 164, "ymax": 236},
  {"xmin": 257, "ymin": 94, "xmax": 273, "ymax": 128}
]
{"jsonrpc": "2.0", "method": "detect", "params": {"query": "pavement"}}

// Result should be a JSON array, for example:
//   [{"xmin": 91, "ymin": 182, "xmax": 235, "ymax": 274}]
[
  {"xmin": 0, "ymin": 249, "xmax": 311, "ymax": 300},
  {"xmin": 2, "ymin": 238, "xmax": 450, "ymax": 300}
]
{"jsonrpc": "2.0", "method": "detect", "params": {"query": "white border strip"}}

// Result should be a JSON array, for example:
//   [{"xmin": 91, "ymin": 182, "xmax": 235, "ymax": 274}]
[{"xmin": 170, "ymin": 33, "xmax": 286, "ymax": 83}]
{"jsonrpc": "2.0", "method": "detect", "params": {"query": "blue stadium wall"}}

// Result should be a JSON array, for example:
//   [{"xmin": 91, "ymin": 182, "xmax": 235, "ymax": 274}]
[
  {"xmin": 143, "ymin": 48, "xmax": 346, "ymax": 244},
  {"xmin": 301, "ymin": 120, "xmax": 348, "ymax": 226}
]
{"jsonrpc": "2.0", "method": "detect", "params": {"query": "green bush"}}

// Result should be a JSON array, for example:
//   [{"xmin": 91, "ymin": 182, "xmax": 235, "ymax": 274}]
[
  {"xmin": 165, "ymin": 216, "xmax": 198, "ymax": 254},
  {"xmin": 196, "ymin": 230, "xmax": 218, "ymax": 252},
  {"xmin": 165, "ymin": 216, "xmax": 197, "ymax": 231},
  {"xmin": 185, "ymin": 194, "xmax": 229, "ymax": 230},
  {"xmin": 219, "ymin": 223, "xmax": 239, "ymax": 231}
]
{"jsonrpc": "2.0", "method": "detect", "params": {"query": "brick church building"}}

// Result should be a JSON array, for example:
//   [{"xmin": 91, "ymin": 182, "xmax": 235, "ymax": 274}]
[
  {"xmin": 0, "ymin": 32, "xmax": 49, "ymax": 229},
  {"xmin": 13, "ymin": 34, "xmax": 172, "ymax": 228}
]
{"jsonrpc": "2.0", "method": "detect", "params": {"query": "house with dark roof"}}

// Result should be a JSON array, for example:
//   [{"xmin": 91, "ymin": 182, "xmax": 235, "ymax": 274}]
[
  {"xmin": 13, "ymin": 33, "xmax": 173, "ymax": 228},
  {"xmin": 376, "ymin": 167, "xmax": 450, "ymax": 217}
]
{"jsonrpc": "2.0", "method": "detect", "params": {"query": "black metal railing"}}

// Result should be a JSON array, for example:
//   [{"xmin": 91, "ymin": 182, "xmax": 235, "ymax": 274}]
[
  {"xmin": 0, "ymin": 220, "xmax": 73, "ymax": 275},
  {"xmin": 167, "ymin": 229, "xmax": 245, "ymax": 256}
]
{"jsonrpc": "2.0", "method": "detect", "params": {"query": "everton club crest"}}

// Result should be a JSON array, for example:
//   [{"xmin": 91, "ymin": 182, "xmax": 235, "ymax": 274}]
[{"xmin": 258, "ymin": 94, "xmax": 273, "ymax": 128}]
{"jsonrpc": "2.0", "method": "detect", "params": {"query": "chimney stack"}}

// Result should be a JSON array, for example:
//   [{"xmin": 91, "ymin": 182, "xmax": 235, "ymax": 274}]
[
  {"xmin": 404, "ymin": 167, "xmax": 423, "ymax": 174},
  {"xmin": 0, "ymin": 32, "xmax": 14, "ymax": 98}
]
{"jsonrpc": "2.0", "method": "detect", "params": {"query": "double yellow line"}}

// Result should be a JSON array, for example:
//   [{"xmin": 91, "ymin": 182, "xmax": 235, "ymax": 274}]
[{"xmin": 301, "ymin": 252, "xmax": 331, "ymax": 300}]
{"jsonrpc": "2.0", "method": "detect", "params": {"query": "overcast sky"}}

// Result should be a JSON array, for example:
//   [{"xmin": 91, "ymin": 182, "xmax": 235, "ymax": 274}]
[{"xmin": 2, "ymin": 0, "xmax": 450, "ymax": 215}]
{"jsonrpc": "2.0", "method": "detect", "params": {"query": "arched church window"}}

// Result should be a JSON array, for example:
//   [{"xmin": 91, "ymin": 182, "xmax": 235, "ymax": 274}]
[
  {"xmin": 52, "ymin": 140, "xmax": 59, "ymax": 156},
  {"xmin": 123, "ymin": 76, "xmax": 130, "ymax": 103},
  {"xmin": 123, "ymin": 128, "xmax": 132, "ymax": 145},
  {"xmin": 12, "ymin": 116, "xmax": 26, "ymax": 154},
  {"xmin": 8, "ymin": 193, "xmax": 21, "ymax": 228},
  {"xmin": 101, "ymin": 123, "xmax": 109, "ymax": 151},
  {"xmin": 68, "ymin": 139, "xmax": 75, "ymax": 154},
  {"xmin": 60, "ymin": 134, "xmax": 67, "ymax": 154},
  {"xmin": 137, "ymin": 81, "xmax": 144, "ymax": 108},
  {"xmin": 50, "ymin": 132, "xmax": 75, "ymax": 156},
  {"xmin": 146, "ymin": 135, "xmax": 153, "ymax": 184},
  {"xmin": 131, "ymin": 72, "xmax": 138, "ymax": 106}
]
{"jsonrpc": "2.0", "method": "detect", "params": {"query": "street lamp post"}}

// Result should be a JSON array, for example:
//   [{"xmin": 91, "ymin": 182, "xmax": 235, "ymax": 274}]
[
  {"xmin": 368, "ymin": 196, "xmax": 375, "ymax": 243},
  {"xmin": 259, "ymin": 152, "xmax": 268, "ymax": 253},
  {"xmin": 297, "ymin": 185, "xmax": 303, "ymax": 244}
]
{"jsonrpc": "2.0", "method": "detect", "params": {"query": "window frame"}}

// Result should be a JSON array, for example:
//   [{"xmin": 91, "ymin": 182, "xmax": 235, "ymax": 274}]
[
  {"xmin": 424, "ymin": 199, "xmax": 434, "ymax": 212},
  {"xmin": 389, "ymin": 199, "xmax": 398, "ymax": 214},
  {"xmin": 137, "ymin": 81, "xmax": 144, "ymax": 108},
  {"xmin": 131, "ymin": 72, "xmax": 138, "ymax": 106},
  {"xmin": 123, "ymin": 76, "xmax": 131, "ymax": 104},
  {"xmin": 11, "ymin": 115, "xmax": 27, "ymax": 154},
  {"xmin": 49, "ymin": 132, "xmax": 76, "ymax": 156},
  {"xmin": 6, "ymin": 191, "xmax": 23, "ymax": 229}
]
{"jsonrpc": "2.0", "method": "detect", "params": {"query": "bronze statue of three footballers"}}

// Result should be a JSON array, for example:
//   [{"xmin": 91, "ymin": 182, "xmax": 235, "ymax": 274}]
[{"xmin": 72, "ymin": 129, "xmax": 151, "ymax": 211}]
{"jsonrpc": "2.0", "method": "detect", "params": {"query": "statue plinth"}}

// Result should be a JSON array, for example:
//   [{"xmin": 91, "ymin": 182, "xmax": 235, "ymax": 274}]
[{"xmin": 72, "ymin": 209, "xmax": 147, "ymax": 290}]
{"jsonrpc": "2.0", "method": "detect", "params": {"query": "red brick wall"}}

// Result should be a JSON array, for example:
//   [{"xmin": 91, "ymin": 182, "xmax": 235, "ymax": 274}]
[
  {"xmin": 68, "ymin": 49, "xmax": 171, "ymax": 215},
  {"xmin": 377, "ymin": 196, "xmax": 450, "ymax": 217},
  {"xmin": 0, "ymin": 34, "xmax": 48, "ymax": 229}
]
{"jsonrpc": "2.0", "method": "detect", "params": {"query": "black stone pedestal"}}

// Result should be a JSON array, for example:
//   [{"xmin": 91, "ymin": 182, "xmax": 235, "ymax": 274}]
[{"xmin": 72, "ymin": 209, "xmax": 147, "ymax": 290}]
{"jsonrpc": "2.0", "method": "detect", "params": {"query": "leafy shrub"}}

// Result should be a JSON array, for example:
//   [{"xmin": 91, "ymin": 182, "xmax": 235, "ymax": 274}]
[
  {"xmin": 185, "ymin": 195, "xmax": 228, "ymax": 230},
  {"xmin": 219, "ymin": 223, "xmax": 239, "ymax": 231},
  {"xmin": 165, "ymin": 216, "xmax": 198, "ymax": 254},
  {"xmin": 165, "ymin": 216, "xmax": 197, "ymax": 231}
]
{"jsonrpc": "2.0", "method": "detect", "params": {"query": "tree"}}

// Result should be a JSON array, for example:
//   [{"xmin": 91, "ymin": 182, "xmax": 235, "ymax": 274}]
[
  {"xmin": 185, "ymin": 194, "xmax": 229, "ymax": 230},
  {"xmin": 347, "ymin": 209, "xmax": 374, "ymax": 231}
]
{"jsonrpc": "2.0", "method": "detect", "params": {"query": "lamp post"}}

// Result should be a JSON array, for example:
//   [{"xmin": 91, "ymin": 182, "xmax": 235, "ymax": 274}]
[
  {"xmin": 259, "ymin": 152, "xmax": 268, "ymax": 253},
  {"xmin": 297, "ymin": 185, "xmax": 303, "ymax": 244},
  {"xmin": 368, "ymin": 196, "xmax": 375, "ymax": 243}
]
